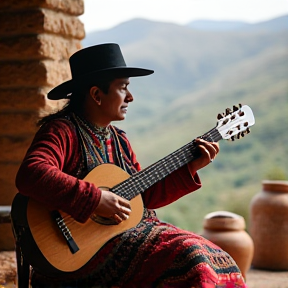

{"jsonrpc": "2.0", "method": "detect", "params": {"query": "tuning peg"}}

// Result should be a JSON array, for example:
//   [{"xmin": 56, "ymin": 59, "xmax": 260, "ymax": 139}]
[
  {"xmin": 225, "ymin": 108, "xmax": 232, "ymax": 115},
  {"xmin": 246, "ymin": 128, "xmax": 251, "ymax": 134},
  {"xmin": 222, "ymin": 119, "xmax": 229, "ymax": 125},
  {"xmin": 230, "ymin": 114, "xmax": 236, "ymax": 120},
  {"xmin": 217, "ymin": 113, "xmax": 224, "ymax": 120},
  {"xmin": 231, "ymin": 136, "xmax": 235, "ymax": 141},
  {"xmin": 241, "ymin": 132, "xmax": 245, "ymax": 137},
  {"xmin": 233, "ymin": 105, "xmax": 239, "ymax": 112},
  {"xmin": 239, "ymin": 103, "xmax": 242, "ymax": 108}
]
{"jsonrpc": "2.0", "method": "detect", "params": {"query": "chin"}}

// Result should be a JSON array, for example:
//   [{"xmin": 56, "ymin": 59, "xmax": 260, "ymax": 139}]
[{"xmin": 114, "ymin": 115, "xmax": 125, "ymax": 121}]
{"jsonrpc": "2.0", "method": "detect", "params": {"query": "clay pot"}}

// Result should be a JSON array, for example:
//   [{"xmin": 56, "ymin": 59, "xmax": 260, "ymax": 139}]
[
  {"xmin": 202, "ymin": 211, "xmax": 254, "ymax": 278},
  {"xmin": 250, "ymin": 180, "xmax": 288, "ymax": 270}
]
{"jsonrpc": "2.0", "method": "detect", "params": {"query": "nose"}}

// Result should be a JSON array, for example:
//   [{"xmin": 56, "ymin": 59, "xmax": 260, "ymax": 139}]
[{"xmin": 125, "ymin": 90, "xmax": 133, "ymax": 103}]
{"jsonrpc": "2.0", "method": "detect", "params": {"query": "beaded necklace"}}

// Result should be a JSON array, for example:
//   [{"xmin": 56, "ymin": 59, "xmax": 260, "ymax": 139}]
[
  {"xmin": 90, "ymin": 123, "xmax": 111, "ymax": 141},
  {"xmin": 71, "ymin": 113, "xmax": 137, "ymax": 175},
  {"xmin": 71, "ymin": 114, "xmax": 111, "ymax": 169}
]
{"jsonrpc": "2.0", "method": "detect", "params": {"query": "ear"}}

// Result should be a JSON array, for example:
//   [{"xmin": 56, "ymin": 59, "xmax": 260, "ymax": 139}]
[{"xmin": 89, "ymin": 86, "xmax": 101, "ymax": 104}]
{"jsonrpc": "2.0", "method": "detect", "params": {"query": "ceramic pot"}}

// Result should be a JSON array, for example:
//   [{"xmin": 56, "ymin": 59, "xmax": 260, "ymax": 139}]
[
  {"xmin": 202, "ymin": 211, "xmax": 254, "ymax": 278},
  {"xmin": 250, "ymin": 180, "xmax": 288, "ymax": 270}
]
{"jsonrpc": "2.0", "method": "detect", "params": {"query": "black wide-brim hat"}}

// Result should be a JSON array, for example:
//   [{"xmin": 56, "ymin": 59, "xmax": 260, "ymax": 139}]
[{"xmin": 47, "ymin": 43, "xmax": 154, "ymax": 100}]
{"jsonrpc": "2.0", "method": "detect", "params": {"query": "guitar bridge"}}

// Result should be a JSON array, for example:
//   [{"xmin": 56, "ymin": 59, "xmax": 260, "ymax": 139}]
[{"xmin": 51, "ymin": 210, "xmax": 79, "ymax": 254}]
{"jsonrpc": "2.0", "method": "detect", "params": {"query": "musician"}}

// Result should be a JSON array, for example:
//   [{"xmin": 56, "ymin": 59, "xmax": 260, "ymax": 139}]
[{"xmin": 15, "ymin": 43, "xmax": 247, "ymax": 287}]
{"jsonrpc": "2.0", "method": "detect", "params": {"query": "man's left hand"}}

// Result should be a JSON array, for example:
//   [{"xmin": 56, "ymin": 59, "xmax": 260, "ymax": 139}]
[{"xmin": 187, "ymin": 138, "xmax": 220, "ymax": 175}]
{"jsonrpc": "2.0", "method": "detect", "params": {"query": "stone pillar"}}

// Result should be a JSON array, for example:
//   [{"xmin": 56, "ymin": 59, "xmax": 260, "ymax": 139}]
[{"xmin": 0, "ymin": 0, "xmax": 85, "ymax": 251}]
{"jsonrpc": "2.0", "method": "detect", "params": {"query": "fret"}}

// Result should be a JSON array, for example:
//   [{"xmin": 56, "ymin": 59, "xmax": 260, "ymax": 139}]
[
  {"xmin": 111, "ymin": 127, "xmax": 222, "ymax": 200},
  {"xmin": 103, "ymin": 105, "xmax": 256, "ymax": 200}
]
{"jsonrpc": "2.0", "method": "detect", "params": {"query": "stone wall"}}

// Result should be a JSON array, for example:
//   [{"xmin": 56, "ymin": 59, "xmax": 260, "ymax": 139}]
[{"xmin": 0, "ymin": 0, "xmax": 85, "ymax": 251}]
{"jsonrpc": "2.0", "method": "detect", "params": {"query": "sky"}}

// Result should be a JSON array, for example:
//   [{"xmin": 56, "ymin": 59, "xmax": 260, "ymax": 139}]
[{"xmin": 80, "ymin": 0, "xmax": 288, "ymax": 33}]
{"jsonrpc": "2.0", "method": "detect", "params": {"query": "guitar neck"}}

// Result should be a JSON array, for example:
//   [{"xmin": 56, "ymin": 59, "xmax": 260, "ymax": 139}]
[{"xmin": 111, "ymin": 127, "xmax": 222, "ymax": 200}]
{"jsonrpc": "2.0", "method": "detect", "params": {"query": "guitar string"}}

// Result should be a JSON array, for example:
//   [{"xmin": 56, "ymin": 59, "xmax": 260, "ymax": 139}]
[
  {"xmin": 112, "ymin": 116, "xmax": 250, "ymax": 200},
  {"xmin": 111, "ymin": 127, "xmax": 223, "ymax": 199},
  {"xmin": 115, "ymin": 129, "xmax": 222, "ymax": 199},
  {"xmin": 147, "ymin": 121, "xmax": 247, "ymax": 184},
  {"xmin": 111, "ymin": 109, "xmax": 251, "ymax": 199}
]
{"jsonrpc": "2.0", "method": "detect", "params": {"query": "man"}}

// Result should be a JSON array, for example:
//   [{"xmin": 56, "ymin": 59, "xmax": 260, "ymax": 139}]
[{"xmin": 15, "ymin": 43, "xmax": 246, "ymax": 287}]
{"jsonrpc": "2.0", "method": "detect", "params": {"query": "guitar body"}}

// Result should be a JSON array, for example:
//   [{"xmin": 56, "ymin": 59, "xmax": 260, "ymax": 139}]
[{"xmin": 12, "ymin": 164, "xmax": 144, "ymax": 275}]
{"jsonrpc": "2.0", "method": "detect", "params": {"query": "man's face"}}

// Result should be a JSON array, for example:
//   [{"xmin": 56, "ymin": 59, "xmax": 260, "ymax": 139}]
[{"xmin": 99, "ymin": 77, "xmax": 134, "ymax": 122}]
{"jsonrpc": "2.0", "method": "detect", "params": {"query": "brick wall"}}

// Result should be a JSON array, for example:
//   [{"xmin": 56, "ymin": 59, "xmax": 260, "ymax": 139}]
[{"xmin": 0, "ymin": 0, "xmax": 85, "ymax": 250}]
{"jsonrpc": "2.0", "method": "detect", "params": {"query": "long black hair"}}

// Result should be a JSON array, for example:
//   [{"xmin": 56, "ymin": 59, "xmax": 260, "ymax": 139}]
[{"xmin": 38, "ymin": 76, "xmax": 114, "ymax": 126}]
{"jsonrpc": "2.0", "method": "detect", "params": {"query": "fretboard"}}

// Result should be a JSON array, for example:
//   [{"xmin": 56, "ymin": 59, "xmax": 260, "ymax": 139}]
[{"xmin": 110, "ymin": 126, "xmax": 222, "ymax": 200}]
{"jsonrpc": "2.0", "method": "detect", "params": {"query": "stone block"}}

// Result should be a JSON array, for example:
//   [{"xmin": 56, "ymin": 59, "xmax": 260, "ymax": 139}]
[
  {"xmin": 0, "ymin": 88, "xmax": 47, "ymax": 111},
  {"xmin": 0, "ymin": 87, "xmax": 66, "ymax": 113},
  {"xmin": 0, "ymin": 112, "xmax": 38, "ymax": 136},
  {"xmin": 0, "ymin": 136, "xmax": 33, "ymax": 163},
  {"xmin": 0, "ymin": 60, "xmax": 71, "ymax": 89},
  {"xmin": 0, "ymin": 34, "xmax": 82, "ymax": 61},
  {"xmin": 43, "ymin": 9, "xmax": 85, "ymax": 39},
  {"xmin": 0, "ymin": 163, "xmax": 20, "ymax": 205},
  {"xmin": 0, "ymin": 9, "xmax": 85, "ymax": 39},
  {"xmin": 0, "ymin": 0, "xmax": 84, "ymax": 16},
  {"xmin": 45, "ymin": 60, "xmax": 72, "ymax": 88}
]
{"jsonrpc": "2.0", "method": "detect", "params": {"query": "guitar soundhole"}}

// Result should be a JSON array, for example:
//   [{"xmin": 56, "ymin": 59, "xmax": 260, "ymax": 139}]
[
  {"xmin": 90, "ymin": 214, "xmax": 118, "ymax": 225},
  {"xmin": 89, "ymin": 186, "xmax": 119, "ymax": 225}
]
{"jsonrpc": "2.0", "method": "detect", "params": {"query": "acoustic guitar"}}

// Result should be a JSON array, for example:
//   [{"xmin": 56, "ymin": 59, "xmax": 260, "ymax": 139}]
[{"xmin": 11, "ymin": 104, "xmax": 255, "ymax": 276}]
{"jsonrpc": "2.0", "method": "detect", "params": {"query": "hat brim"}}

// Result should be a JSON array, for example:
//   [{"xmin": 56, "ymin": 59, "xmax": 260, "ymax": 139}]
[{"xmin": 47, "ymin": 67, "xmax": 154, "ymax": 100}]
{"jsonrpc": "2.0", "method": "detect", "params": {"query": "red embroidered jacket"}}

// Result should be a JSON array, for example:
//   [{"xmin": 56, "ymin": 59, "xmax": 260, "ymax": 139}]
[{"xmin": 15, "ymin": 119, "xmax": 202, "ymax": 223}]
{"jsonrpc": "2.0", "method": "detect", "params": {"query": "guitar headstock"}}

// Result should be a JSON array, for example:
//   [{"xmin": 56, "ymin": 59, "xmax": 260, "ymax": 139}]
[{"xmin": 216, "ymin": 104, "xmax": 255, "ymax": 141}]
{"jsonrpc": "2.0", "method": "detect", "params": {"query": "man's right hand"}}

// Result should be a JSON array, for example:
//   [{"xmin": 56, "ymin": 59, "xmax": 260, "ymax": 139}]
[{"xmin": 93, "ymin": 190, "xmax": 131, "ymax": 223}]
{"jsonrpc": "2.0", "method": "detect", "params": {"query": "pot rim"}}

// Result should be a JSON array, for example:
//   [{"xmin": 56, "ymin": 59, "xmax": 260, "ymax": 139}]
[
  {"xmin": 203, "ymin": 211, "xmax": 245, "ymax": 231},
  {"xmin": 204, "ymin": 211, "xmax": 243, "ymax": 220},
  {"xmin": 262, "ymin": 180, "xmax": 288, "ymax": 192}
]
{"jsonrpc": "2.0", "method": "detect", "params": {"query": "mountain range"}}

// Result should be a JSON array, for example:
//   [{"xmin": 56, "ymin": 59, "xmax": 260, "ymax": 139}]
[
  {"xmin": 82, "ymin": 15, "xmax": 288, "ymax": 114},
  {"xmin": 81, "ymin": 16, "xmax": 288, "ymax": 232}
]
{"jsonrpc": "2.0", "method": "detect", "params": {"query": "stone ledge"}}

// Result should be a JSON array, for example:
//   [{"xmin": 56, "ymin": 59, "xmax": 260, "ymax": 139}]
[{"xmin": 0, "ymin": 206, "xmax": 11, "ymax": 224}]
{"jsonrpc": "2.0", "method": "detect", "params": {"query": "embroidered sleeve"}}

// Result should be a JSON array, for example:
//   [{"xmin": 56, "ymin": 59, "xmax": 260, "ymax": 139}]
[
  {"xmin": 15, "ymin": 119, "xmax": 101, "ymax": 223},
  {"xmin": 142, "ymin": 166, "xmax": 202, "ymax": 209}
]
